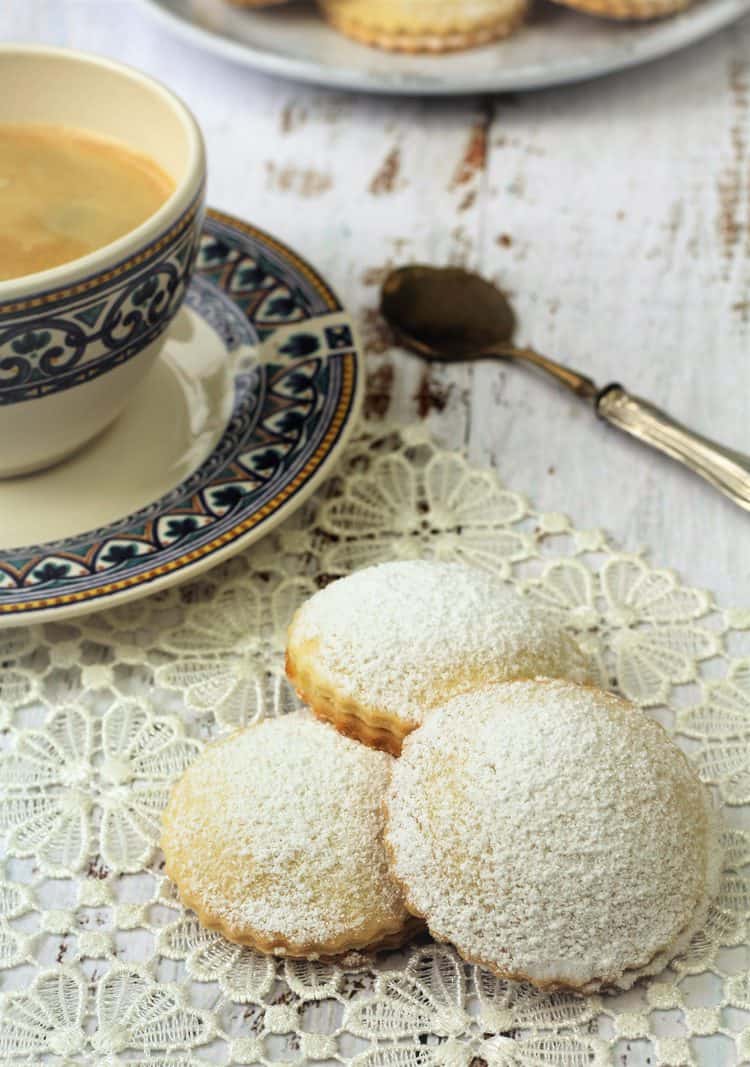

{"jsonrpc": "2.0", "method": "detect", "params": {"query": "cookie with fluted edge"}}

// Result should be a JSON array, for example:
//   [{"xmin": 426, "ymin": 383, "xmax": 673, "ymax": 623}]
[
  {"xmin": 317, "ymin": 0, "xmax": 528, "ymax": 53},
  {"xmin": 549, "ymin": 0, "xmax": 691, "ymax": 17},
  {"xmin": 385, "ymin": 679, "xmax": 722, "ymax": 992},
  {"xmin": 162, "ymin": 713, "xmax": 418, "ymax": 958},
  {"xmin": 286, "ymin": 560, "xmax": 594, "ymax": 755},
  {"xmin": 226, "ymin": 0, "xmax": 291, "ymax": 7}
]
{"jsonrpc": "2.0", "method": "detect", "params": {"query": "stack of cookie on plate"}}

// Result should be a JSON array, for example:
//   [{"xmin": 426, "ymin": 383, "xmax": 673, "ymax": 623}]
[
  {"xmin": 228, "ymin": 0, "xmax": 695, "ymax": 53},
  {"xmin": 162, "ymin": 560, "xmax": 722, "ymax": 992}
]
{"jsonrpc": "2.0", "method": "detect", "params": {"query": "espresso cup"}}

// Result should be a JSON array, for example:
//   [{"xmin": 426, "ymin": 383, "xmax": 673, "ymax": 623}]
[{"xmin": 0, "ymin": 46, "xmax": 206, "ymax": 478}]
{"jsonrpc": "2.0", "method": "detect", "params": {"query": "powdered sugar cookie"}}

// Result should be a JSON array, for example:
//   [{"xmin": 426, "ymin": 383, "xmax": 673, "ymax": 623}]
[
  {"xmin": 286, "ymin": 560, "xmax": 593, "ymax": 755},
  {"xmin": 317, "ymin": 0, "xmax": 527, "ymax": 53},
  {"xmin": 162, "ymin": 713, "xmax": 417, "ymax": 957},
  {"xmin": 385, "ymin": 679, "xmax": 722, "ymax": 992}
]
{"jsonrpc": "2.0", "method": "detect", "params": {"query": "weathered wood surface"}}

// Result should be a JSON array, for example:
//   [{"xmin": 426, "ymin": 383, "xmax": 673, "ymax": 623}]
[
  {"xmin": 7, "ymin": 1, "xmax": 750, "ymax": 609},
  {"xmin": 4, "ymin": 8, "xmax": 750, "ymax": 1065}
]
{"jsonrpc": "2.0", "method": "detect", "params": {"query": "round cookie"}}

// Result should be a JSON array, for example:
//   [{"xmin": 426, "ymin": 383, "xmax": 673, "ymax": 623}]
[
  {"xmin": 286, "ymin": 560, "xmax": 593, "ymax": 755},
  {"xmin": 549, "ymin": 0, "xmax": 690, "ymax": 17},
  {"xmin": 385, "ymin": 679, "xmax": 722, "ymax": 992},
  {"xmin": 162, "ymin": 713, "xmax": 417, "ymax": 957},
  {"xmin": 317, "ymin": 0, "xmax": 528, "ymax": 53}
]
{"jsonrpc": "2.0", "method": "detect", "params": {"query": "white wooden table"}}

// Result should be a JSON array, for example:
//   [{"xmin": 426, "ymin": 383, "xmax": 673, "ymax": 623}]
[
  {"xmin": 2, "ymin": 9, "xmax": 749, "ymax": 1066},
  {"xmin": 6, "ymin": 0, "xmax": 750, "ymax": 610}
]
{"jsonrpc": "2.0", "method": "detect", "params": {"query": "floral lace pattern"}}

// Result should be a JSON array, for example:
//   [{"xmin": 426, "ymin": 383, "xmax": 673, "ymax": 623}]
[{"xmin": 0, "ymin": 421, "xmax": 748, "ymax": 1066}]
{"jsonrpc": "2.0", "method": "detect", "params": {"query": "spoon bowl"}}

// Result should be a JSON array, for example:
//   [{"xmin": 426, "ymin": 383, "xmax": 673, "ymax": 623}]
[
  {"xmin": 381, "ymin": 265, "xmax": 515, "ymax": 360},
  {"xmin": 381, "ymin": 263, "xmax": 598, "ymax": 397}
]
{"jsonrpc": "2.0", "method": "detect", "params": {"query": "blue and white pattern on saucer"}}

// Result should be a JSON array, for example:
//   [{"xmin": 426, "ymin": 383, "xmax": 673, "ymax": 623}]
[{"xmin": 0, "ymin": 211, "xmax": 362, "ymax": 623}]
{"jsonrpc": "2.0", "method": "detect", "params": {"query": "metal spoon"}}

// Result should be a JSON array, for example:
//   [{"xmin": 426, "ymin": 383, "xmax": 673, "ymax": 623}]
[{"xmin": 381, "ymin": 264, "xmax": 750, "ymax": 512}]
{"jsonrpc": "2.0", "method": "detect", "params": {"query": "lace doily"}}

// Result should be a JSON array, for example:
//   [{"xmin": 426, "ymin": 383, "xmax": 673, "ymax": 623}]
[{"xmin": 1, "ymin": 421, "xmax": 749, "ymax": 1067}]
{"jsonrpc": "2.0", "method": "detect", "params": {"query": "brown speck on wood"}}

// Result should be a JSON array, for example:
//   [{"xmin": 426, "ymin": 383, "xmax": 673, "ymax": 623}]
[
  {"xmin": 273, "ymin": 989, "xmax": 295, "ymax": 1006},
  {"xmin": 360, "ymin": 261, "xmax": 395, "ymax": 287},
  {"xmin": 449, "ymin": 225, "xmax": 473, "ymax": 266},
  {"xmin": 451, "ymin": 117, "xmax": 489, "ymax": 189},
  {"xmin": 686, "ymin": 232, "xmax": 702, "ymax": 258},
  {"xmin": 497, "ymin": 233, "xmax": 513, "ymax": 248},
  {"xmin": 508, "ymin": 175, "xmax": 525, "ymax": 198},
  {"xmin": 414, "ymin": 367, "xmax": 451, "ymax": 418},
  {"xmin": 86, "ymin": 857, "xmax": 109, "ymax": 880},
  {"xmin": 664, "ymin": 199, "xmax": 684, "ymax": 241},
  {"xmin": 363, "ymin": 361, "xmax": 395, "ymax": 420},
  {"xmin": 458, "ymin": 189, "xmax": 477, "ymax": 213},
  {"xmin": 280, "ymin": 101, "xmax": 308, "ymax": 134},
  {"xmin": 717, "ymin": 58, "xmax": 747, "ymax": 267},
  {"xmin": 360, "ymin": 308, "xmax": 394, "ymax": 357},
  {"xmin": 718, "ymin": 170, "xmax": 741, "ymax": 263},
  {"xmin": 370, "ymin": 146, "xmax": 402, "ymax": 196},
  {"xmin": 243, "ymin": 1003, "xmax": 266, "ymax": 1034},
  {"xmin": 321, "ymin": 95, "xmax": 349, "ymax": 125},
  {"xmin": 342, "ymin": 972, "xmax": 376, "ymax": 997},
  {"xmin": 266, "ymin": 162, "xmax": 333, "ymax": 198}
]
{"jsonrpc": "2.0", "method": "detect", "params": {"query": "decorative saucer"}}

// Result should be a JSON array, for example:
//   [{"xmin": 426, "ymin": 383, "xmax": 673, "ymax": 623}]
[{"xmin": 0, "ymin": 210, "xmax": 362, "ymax": 626}]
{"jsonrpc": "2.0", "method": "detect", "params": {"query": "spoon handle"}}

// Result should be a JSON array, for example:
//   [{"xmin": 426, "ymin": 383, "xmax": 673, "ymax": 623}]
[
  {"xmin": 597, "ymin": 386, "xmax": 750, "ymax": 511},
  {"xmin": 491, "ymin": 343, "xmax": 599, "ymax": 400}
]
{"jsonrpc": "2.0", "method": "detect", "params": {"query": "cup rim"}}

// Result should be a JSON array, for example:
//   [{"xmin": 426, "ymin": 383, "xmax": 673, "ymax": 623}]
[{"xmin": 0, "ymin": 44, "xmax": 206, "ymax": 301}]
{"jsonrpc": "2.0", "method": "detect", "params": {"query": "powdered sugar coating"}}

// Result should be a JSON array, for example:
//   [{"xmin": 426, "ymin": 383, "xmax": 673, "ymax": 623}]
[
  {"xmin": 162, "ymin": 713, "xmax": 411, "ymax": 956},
  {"xmin": 287, "ymin": 561, "xmax": 593, "ymax": 728},
  {"xmin": 386, "ymin": 679, "xmax": 722, "ymax": 991}
]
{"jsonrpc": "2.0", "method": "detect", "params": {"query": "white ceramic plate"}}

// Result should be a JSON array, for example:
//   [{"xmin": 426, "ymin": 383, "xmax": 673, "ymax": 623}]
[{"xmin": 140, "ymin": 0, "xmax": 750, "ymax": 95}]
